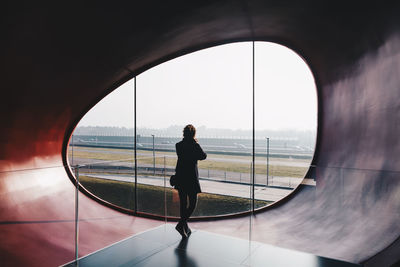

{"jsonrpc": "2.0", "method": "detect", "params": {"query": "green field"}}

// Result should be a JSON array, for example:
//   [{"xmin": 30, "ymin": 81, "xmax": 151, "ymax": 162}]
[
  {"xmin": 80, "ymin": 176, "xmax": 271, "ymax": 217},
  {"xmin": 70, "ymin": 147, "xmax": 308, "ymax": 178}
]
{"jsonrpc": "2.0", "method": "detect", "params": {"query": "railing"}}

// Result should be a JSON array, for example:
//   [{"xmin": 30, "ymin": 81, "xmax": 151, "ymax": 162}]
[
  {"xmin": 67, "ymin": 142, "xmax": 313, "ymax": 261},
  {"xmin": 69, "ymin": 152, "xmax": 303, "ymax": 218},
  {"xmin": 66, "ymin": 160, "xmax": 400, "ymax": 262}
]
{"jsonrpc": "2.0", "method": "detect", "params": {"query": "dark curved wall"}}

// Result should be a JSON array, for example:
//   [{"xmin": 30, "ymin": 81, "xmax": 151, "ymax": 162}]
[{"xmin": 1, "ymin": 1, "xmax": 399, "ymax": 266}]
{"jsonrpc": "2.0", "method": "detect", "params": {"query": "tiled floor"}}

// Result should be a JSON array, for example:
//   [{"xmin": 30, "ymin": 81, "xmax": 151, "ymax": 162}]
[{"xmin": 63, "ymin": 224, "xmax": 360, "ymax": 267}]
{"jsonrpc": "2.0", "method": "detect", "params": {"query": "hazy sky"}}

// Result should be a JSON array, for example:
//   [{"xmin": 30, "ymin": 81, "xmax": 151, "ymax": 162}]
[{"xmin": 78, "ymin": 42, "xmax": 317, "ymax": 131}]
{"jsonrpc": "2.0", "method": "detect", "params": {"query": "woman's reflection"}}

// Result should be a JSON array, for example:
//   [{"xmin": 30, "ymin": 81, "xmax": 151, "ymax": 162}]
[{"xmin": 174, "ymin": 237, "xmax": 198, "ymax": 267}]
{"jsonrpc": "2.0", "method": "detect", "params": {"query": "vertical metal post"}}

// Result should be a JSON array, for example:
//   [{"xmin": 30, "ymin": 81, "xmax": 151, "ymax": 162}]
[
  {"xmin": 249, "ymin": 161, "xmax": 253, "ymax": 243},
  {"xmin": 164, "ymin": 156, "xmax": 167, "ymax": 223},
  {"xmin": 266, "ymin": 137, "xmax": 269, "ymax": 187},
  {"xmin": 71, "ymin": 134, "xmax": 74, "ymax": 166},
  {"xmin": 134, "ymin": 77, "xmax": 138, "ymax": 214},
  {"xmin": 152, "ymin": 134, "xmax": 155, "ymax": 175},
  {"xmin": 251, "ymin": 41, "xmax": 255, "ymax": 213},
  {"xmin": 74, "ymin": 166, "xmax": 79, "ymax": 260}
]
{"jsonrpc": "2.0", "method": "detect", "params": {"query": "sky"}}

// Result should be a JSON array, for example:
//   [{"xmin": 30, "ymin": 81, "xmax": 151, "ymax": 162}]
[{"xmin": 78, "ymin": 41, "xmax": 317, "ymax": 131}]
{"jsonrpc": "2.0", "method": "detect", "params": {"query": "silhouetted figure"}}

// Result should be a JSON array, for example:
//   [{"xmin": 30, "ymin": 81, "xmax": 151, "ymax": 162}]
[{"xmin": 174, "ymin": 124, "xmax": 207, "ymax": 238}]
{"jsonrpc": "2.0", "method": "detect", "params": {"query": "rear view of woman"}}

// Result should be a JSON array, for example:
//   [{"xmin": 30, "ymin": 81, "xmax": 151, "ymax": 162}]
[{"xmin": 174, "ymin": 124, "xmax": 207, "ymax": 238}]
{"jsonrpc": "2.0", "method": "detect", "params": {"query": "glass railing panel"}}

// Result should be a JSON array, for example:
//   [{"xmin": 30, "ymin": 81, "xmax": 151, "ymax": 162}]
[
  {"xmin": 76, "ymin": 159, "xmax": 135, "ymax": 211},
  {"xmin": 73, "ymin": 163, "xmax": 137, "ymax": 260},
  {"xmin": 65, "ymin": 80, "xmax": 136, "ymax": 255},
  {"xmin": 136, "ymin": 153, "xmax": 169, "ymax": 217}
]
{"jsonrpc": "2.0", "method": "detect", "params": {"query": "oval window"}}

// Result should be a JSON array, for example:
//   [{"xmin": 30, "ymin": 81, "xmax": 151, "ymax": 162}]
[{"xmin": 67, "ymin": 41, "xmax": 317, "ymax": 218}]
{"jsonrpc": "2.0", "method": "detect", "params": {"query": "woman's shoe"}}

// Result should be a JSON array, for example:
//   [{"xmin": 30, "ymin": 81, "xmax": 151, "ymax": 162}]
[
  {"xmin": 175, "ymin": 222, "xmax": 187, "ymax": 238},
  {"xmin": 184, "ymin": 222, "xmax": 192, "ymax": 236}
]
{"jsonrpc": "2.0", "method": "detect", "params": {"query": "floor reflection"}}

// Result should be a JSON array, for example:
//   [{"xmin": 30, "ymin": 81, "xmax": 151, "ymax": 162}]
[
  {"xmin": 63, "ymin": 224, "xmax": 360, "ymax": 267},
  {"xmin": 175, "ymin": 238, "xmax": 198, "ymax": 267}
]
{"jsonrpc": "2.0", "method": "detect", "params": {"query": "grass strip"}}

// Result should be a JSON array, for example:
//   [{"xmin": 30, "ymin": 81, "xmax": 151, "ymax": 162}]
[{"xmin": 79, "ymin": 176, "xmax": 271, "ymax": 217}]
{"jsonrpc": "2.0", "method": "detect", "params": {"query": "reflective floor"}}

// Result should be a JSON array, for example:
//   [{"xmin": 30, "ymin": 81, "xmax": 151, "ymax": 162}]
[{"xmin": 63, "ymin": 224, "xmax": 360, "ymax": 267}]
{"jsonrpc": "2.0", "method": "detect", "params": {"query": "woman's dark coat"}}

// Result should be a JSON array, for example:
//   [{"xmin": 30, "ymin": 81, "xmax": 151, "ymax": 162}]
[{"xmin": 175, "ymin": 138, "xmax": 207, "ymax": 194}]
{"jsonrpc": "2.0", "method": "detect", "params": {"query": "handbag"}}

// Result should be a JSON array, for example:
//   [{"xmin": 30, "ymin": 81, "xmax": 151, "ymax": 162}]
[{"xmin": 170, "ymin": 174, "xmax": 177, "ymax": 187}]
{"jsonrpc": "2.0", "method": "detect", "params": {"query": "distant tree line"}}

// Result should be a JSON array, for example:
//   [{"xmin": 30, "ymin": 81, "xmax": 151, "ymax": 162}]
[{"xmin": 74, "ymin": 125, "xmax": 316, "ymax": 148}]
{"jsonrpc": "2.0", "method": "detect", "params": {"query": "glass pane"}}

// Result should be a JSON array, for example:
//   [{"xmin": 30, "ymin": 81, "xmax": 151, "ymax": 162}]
[
  {"xmin": 254, "ymin": 41, "xmax": 317, "ymax": 206},
  {"xmin": 135, "ymin": 148, "xmax": 169, "ymax": 217},
  {"xmin": 67, "ymin": 79, "xmax": 136, "ymax": 216},
  {"xmin": 136, "ymin": 42, "xmax": 253, "ymax": 221}
]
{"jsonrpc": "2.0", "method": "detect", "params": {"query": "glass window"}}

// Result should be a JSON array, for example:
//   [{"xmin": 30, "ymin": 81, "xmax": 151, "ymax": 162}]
[{"xmin": 67, "ymin": 41, "xmax": 317, "ymax": 218}]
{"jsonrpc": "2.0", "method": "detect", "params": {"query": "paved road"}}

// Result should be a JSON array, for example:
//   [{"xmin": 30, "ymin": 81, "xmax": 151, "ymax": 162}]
[
  {"xmin": 72, "ymin": 157, "xmax": 302, "ymax": 188},
  {"xmin": 71, "ymin": 155, "xmax": 303, "ymax": 188},
  {"xmin": 80, "ymin": 173, "xmax": 297, "ymax": 202}
]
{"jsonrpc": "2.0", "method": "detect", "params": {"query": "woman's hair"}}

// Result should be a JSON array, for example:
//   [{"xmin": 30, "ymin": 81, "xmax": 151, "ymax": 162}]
[{"xmin": 183, "ymin": 124, "xmax": 196, "ymax": 139}]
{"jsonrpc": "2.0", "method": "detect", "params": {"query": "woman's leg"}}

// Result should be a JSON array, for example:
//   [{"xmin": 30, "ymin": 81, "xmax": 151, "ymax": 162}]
[
  {"xmin": 176, "ymin": 190, "xmax": 188, "ymax": 238},
  {"xmin": 186, "ymin": 193, "xmax": 198, "ymax": 219},
  {"xmin": 178, "ymin": 190, "xmax": 188, "ymax": 221},
  {"xmin": 183, "ymin": 193, "xmax": 197, "ymax": 235}
]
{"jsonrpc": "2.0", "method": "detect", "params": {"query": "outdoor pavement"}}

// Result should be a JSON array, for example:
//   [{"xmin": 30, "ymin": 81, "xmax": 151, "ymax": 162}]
[{"xmin": 80, "ymin": 173, "xmax": 298, "ymax": 202}]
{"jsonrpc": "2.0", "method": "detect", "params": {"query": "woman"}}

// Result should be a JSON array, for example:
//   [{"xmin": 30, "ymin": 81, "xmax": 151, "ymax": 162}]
[{"xmin": 174, "ymin": 124, "xmax": 207, "ymax": 238}]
